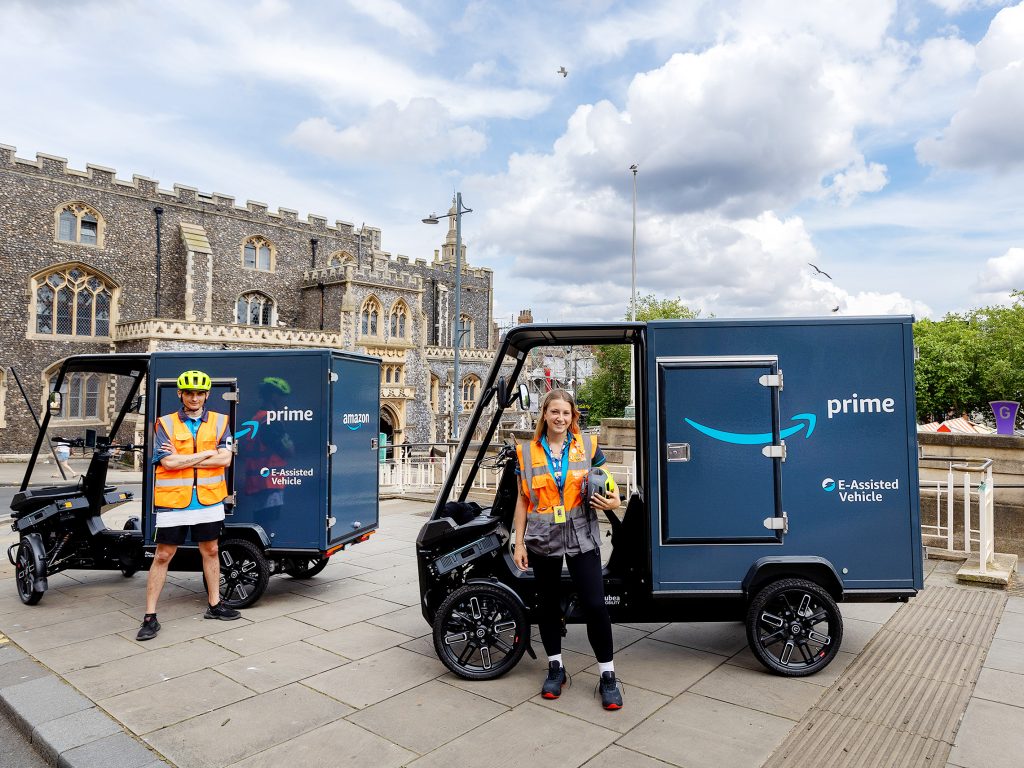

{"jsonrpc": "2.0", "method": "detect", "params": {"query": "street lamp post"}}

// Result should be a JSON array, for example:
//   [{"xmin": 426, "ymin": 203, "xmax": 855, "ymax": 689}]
[
  {"xmin": 625, "ymin": 164, "xmax": 638, "ymax": 418},
  {"xmin": 423, "ymin": 193, "xmax": 473, "ymax": 442}
]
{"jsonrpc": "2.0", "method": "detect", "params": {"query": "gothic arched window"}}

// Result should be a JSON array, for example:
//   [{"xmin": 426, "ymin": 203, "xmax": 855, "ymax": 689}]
[
  {"xmin": 390, "ymin": 300, "xmax": 409, "ymax": 339},
  {"xmin": 361, "ymin": 296, "xmax": 382, "ymax": 337},
  {"xmin": 242, "ymin": 236, "xmax": 274, "ymax": 271},
  {"xmin": 55, "ymin": 202, "xmax": 104, "ymax": 247},
  {"xmin": 32, "ymin": 265, "xmax": 115, "ymax": 338},
  {"xmin": 236, "ymin": 291, "xmax": 275, "ymax": 326}
]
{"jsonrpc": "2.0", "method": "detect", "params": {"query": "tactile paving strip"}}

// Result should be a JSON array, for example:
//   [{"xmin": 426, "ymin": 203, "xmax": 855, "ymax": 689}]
[{"xmin": 763, "ymin": 586, "xmax": 1007, "ymax": 768}]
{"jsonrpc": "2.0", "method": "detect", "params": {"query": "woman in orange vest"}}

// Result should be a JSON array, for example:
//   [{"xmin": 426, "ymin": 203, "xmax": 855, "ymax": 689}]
[
  {"xmin": 137, "ymin": 369, "xmax": 241, "ymax": 641},
  {"xmin": 513, "ymin": 389, "xmax": 624, "ymax": 710}
]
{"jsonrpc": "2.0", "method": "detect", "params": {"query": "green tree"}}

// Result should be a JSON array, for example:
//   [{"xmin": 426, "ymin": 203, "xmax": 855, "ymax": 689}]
[
  {"xmin": 913, "ymin": 292, "xmax": 1024, "ymax": 424},
  {"xmin": 576, "ymin": 294, "xmax": 701, "ymax": 421}
]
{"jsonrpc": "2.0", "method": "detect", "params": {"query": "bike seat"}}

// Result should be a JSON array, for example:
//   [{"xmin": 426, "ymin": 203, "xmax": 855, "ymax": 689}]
[{"xmin": 10, "ymin": 482, "xmax": 82, "ymax": 517}]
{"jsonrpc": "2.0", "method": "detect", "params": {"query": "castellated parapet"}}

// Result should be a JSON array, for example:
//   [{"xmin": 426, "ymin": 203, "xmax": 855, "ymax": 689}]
[{"xmin": 0, "ymin": 145, "xmax": 368, "ymax": 237}]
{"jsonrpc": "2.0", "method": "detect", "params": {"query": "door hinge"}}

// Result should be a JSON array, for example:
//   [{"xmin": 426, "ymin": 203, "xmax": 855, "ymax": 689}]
[
  {"xmin": 221, "ymin": 391, "xmax": 239, "ymax": 402},
  {"xmin": 328, "ymin": 517, "xmax": 337, "ymax": 527},
  {"xmin": 758, "ymin": 372, "xmax": 783, "ymax": 390},
  {"xmin": 762, "ymin": 442, "xmax": 786, "ymax": 461},
  {"xmin": 329, "ymin": 371, "xmax": 339, "ymax": 383},
  {"xmin": 327, "ymin": 443, "xmax": 338, "ymax": 455},
  {"xmin": 370, "ymin": 438, "xmax": 379, "ymax": 449},
  {"xmin": 763, "ymin": 511, "xmax": 788, "ymax": 533}
]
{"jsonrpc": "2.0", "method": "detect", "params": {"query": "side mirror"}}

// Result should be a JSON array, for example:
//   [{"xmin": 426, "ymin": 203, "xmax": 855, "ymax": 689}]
[
  {"xmin": 130, "ymin": 395, "xmax": 144, "ymax": 413},
  {"xmin": 84, "ymin": 428, "xmax": 97, "ymax": 449},
  {"xmin": 518, "ymin": 384, "xmax": 530, "ymax": 408},
  {"xmin": 48, "ymin": 391, "xmax": 62, "ymax": 414}
]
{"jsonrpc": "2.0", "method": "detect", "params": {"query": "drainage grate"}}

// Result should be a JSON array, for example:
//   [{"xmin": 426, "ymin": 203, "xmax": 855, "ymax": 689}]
[{"xmin": 763, "ymin": 586, "xmax": 1007, "ymax": 768}]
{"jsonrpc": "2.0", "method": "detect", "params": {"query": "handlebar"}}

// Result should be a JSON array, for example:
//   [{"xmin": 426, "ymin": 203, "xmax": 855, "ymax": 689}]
[{"xmin": 50, "ymin": 436, "xmax": 142, "ymax": 452}]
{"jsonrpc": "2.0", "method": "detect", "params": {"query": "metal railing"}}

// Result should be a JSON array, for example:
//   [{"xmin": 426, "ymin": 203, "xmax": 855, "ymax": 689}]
[
  {"xmin": 920, "ymin": 455, "xmax": 996, "ymax": 573},
  {"xmin": 378, "ymin": 442, "xmax": 638, "ymax": 500}
]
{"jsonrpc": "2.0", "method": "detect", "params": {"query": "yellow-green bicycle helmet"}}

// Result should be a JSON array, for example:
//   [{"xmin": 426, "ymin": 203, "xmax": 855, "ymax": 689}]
[{"xmin": 176, "ymin": 370, "xmax": 212, "ymax": 391}]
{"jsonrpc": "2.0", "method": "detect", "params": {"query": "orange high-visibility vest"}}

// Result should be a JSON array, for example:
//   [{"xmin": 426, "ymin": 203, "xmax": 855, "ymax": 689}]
[
  {"xmin": 516, "ymin": 433, "xmax": 596, "ymax": 515},
  {"xmin": 153, "ymin": 411, "xmax": 229, "ymax": 509}
]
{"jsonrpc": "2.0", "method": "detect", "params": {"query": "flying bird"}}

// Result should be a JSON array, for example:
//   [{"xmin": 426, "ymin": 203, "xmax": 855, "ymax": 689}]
[
  {"xmin": 808, "ymin": 262, "xmax": 832, "ymax": 279},
  {"xmin": 557, "ymin": 66, "xmax": 568, "ymax": 77},
  {"xmin": 831, "ymin": 306, "xmax": 840, "ymax": 313}
]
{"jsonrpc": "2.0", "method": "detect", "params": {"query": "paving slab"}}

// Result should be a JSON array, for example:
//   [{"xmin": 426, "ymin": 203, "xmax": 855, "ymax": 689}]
[
  {"xmin": 600, "ymin": 638, "xmax": 725, "ymax": 696},
  {"xmin": 303, "ymin": 621, "xmax": 410, "ymax": 659},
  {"xmin": 993, "ymin": 608, "xmax": 1024, "ymax": 642},
  {"xmin": 304, "ymin": 646, "xmax": 445, "ymax": 709},
  {"xmin": 59, "ymin": 731, "xmax": 167, "ymax": 768},
  {"xmin": 726, "ymin": 647, "xmax": 857, "ymax": 688},
  {"xmin": 31, "ymin": 706, "xmax": 123, "ymax": 764},
  {"xmin": 144, "ymin": 682, "xmax": 352, "ymax": 768},
  {"xmin": 947, "ymin": 697, "xmax": 1024, "ymax": 768},
  {"xmin": 4, "ymin": 610, "xmax": 139, "ymax": 652},
  {"xmin": 214, "ymin": 640, "xmax": 347, "ymax": 693},
  {"xmin": 0, "ymin": 657, "xmax": 50, "ymax": 688},
  {"xmin": 689, "ymin": 661, "xmax": 826, "ymax": 721},
  {"xmin": 981, "ymin": 637, "xmax": 1024, "ymax": 674},
  {"xmin": 839, "ymin": 601, "xmax": 905, "ymax": 623},
  {"xmin": 65, "ymin": 638, "xmax": 239, "ymax": 700},
  {"xmin": 971, "ymin": 667, "xmax": 1024, "ymax": 708},
  {"xmin": 0, "ymin": 595, "xmax": 130, "ymax": 632},
  {"xmin": 116, "ymin": 614, "xmax": 254, "ymax": 649},
  {"xmin": 289, "ymin": 593, "xmax": 403, "ymax": 631},
  {"xmin": 618, "ymin": 691, "xmax": 793, "ymax": 768},
  {"xmin": 220, "ymin": 590, "xmax": 324, "ymax": 621},
  {"xmin": 834, "ymin": 616, "xmax": 886, "ymax": 654},
  {"xmin": 31, "ymin": 633, "xmax": 147, "ymax": 675},
  {"xmin": 228, "ymin": 718, "xmax": 416, "ymax": 768},
  {"xmin": 366, "ymin": 603, "xmax": 432, "ymax": 637},
  {"xmin": 648, "ymin": 621, "xmax": 748, "ymax": 656},
  {"xmin": 366, "ymin": 580, "xmax": 421, "ymax": 606},
  {"xmin": 204, "ymin": 615, "xmax": 323, "ymax": 656},
  {"xmin": 350, "ymin": 563, "xmax": 420, "ymax": 587},
  {"xmin": 347, "ymin": 679, "xmax": 508, "ymax": 754},
  {"xmin": 581, "ymin": 744, "xmax": 678, "ymax": 768},
  {"xmin": 406, "ymin": 701, "xmax": 619, "ymax": 768},
  {"xmin": 1004, "ymin": 595, "xmax": 1024, "ymax": 614},
  {"xmin": 98, "ymin": 669, "xmax": 255, "ymax": 735},
  {"xmin": 288, "ymin": 576, "xmax": 382, "ymax": 603},
  {"xmin": 0, "ymin": 641, "xmax": 27, "ymax": 665}
]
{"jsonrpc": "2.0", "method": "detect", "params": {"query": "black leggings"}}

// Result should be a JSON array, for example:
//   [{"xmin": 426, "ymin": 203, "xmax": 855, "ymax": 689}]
[{"xmin": 530, "ymin": 548, "xmax": 614, "ymax": 663}]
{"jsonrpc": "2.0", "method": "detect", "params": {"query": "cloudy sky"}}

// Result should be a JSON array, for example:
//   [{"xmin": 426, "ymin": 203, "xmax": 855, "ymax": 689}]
[{"xmin": 3, "ymin": 0, "xmax": 1023, "ymax": 327}]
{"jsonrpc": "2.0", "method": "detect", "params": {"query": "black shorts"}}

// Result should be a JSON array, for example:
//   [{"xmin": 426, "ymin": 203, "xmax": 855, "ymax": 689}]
[{"xmin": 154, "ymin": 520, "xmax": 223, "ymax": 545}]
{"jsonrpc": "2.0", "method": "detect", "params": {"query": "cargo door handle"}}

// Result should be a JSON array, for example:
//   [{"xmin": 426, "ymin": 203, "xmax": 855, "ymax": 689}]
[
  {"xmin": 762, "ymin": 442, "xmax": 786, "ymax": 461},
  {"xmin": 667, "ymin": 443, "xmax": 690, "ymax": 462}
]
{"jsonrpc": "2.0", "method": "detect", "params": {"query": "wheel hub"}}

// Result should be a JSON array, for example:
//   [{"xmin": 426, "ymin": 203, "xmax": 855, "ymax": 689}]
[{"xmin": 790, "ymin": 622, "xmax": 804, "ymax": 636}]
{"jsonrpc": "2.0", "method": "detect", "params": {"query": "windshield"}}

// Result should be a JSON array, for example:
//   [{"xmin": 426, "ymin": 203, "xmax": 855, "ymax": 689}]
[{"xmin": 21, "ymin": 357, "xmax": 147, "ymax": 490}]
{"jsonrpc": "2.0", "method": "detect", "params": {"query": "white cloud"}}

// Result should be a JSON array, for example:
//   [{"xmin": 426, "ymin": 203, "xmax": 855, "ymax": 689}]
[
  {"xmin": 917, "ymin": 3, "xmax": 1024, "ymax": 169},
  {"xmin": 342, "ymin": 0, "xmax": 436, "ymax": 51},
  {"xmin": 288, "ymin": 100, "xmax": 487, "ymax": 166},
  {"xmin": 973, "ymin": 247, "xmax": 1024, "ymax": 304},
  {"xmin": 928, "ymin": 0, "xmax": 1009, "ymax": 15},
  {"xmin": 826, "ymin": 158, "xmax": 889, "ymax": 205}
]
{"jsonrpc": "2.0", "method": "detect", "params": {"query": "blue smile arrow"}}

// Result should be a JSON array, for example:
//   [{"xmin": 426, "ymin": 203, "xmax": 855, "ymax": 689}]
[
  {"xmin": 684, "ymin": 413, "xmax": 816, "ymax": 445},
  {"xmin": 234, "ymin": 420, "xmax": 261, "ymax": 440}
]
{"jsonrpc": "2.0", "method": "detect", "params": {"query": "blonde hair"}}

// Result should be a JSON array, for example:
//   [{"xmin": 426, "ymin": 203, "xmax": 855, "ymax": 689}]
[{"xmin": 533, "ymin": 389, "xmax": 581, "ymax": 442}]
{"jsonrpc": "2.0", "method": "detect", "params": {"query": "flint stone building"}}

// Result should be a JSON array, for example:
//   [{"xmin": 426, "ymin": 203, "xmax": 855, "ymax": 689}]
[{"xmin": 0, "ymin": 144, "xmax": 504, "ymax": 455}]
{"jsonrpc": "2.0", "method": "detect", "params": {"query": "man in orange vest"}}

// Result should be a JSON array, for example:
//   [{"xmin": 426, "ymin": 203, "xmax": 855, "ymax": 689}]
[{"xmin": 137, "ymin": 369, "xmax": 240, "ymax": 641}]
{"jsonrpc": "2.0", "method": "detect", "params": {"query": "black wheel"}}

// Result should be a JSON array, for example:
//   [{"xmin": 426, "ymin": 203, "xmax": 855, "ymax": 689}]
[
  {"xmin": 283, "ymin": 556, "xmax": 329, "ymax": 579},
  {"xmin": 433, "ymin": 582, "xmax": 528, "ymax": 680},
  {"xmin": 746, "ymin": 577, "xmax": 843, "ymax": 677},
  {"xmin": 120, "ymin": 518, "xmax": 142, "ymax": 577},
  {"xmin": 15, "ymin": 541, "xmax": 45, "ymax": 606},
  {"xmin": 217, "ymin": 539, "xmax": 270, "ymax": 608}
]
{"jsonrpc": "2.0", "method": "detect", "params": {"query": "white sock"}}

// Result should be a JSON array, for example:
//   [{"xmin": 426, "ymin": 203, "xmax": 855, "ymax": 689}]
[
  {"xmin": 598, "ymin": 661, "xmax": 615, "ymax": 675},
  {"xmin": 548, "ymin": 654, "xmax": 563, "ymax": 667}
]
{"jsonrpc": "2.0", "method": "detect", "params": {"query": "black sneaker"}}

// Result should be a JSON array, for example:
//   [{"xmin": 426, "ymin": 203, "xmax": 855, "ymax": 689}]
[
  {"xmin": 204, "ymin": 602, "xmax": 241, "ymax": 621},
  {"xmin": 598, "ymin": 671, "xmax": 623, "ymax": 710},
  {"xmin": 541, "ymin": 661, "xmax": 568, "ymax": 699},
  {"xmin": 136, "ymin": 616, "xmax": 160, "ymax": 641}
]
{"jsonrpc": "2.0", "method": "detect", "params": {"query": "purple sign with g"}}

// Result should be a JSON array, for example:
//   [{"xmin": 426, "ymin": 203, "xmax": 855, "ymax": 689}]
[{"xmin": 990, "ymin": 401, "xmax": 1020, "ymax": 435}]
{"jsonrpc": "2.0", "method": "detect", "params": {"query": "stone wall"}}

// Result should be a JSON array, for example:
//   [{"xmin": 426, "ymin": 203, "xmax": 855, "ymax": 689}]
[{"xmin": 0, "ymin": 145, "xmax": 504, "ymax": 454}]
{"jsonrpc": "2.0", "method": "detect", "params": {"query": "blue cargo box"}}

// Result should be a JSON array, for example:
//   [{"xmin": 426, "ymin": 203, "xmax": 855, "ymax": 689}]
[
  {"xmin": 144, "ymin": 349, "xmax": 380, "ymax": 553},
  {"xmin": 645, "ymin": 316, "xmax": 922, "ymax": 596}
]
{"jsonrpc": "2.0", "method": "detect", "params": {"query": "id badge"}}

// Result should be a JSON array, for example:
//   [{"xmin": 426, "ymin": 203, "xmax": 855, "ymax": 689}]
[{"xmin": 553, "ymin": 505, "xmax": 566, "ymax": 524}]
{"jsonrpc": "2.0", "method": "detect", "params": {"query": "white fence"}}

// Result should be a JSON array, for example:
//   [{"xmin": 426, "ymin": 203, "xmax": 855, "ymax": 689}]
[
  {"xmin": 920, "ymin": 456, "xmax": 997, "ymax": 573},
  {"xmin": 378, "ymin": 444, "xmax": 638, "ymax": 501}
]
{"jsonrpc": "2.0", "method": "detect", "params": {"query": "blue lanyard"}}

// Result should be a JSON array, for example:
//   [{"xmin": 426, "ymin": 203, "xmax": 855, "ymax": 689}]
[{"xmin": 541, "ymin": 435, "xmax": 570, "ymax": 497}]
